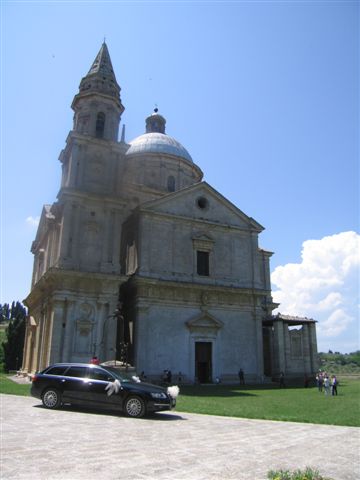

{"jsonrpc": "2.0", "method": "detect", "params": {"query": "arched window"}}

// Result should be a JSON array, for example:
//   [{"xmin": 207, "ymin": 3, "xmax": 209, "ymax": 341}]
[
  {"xmin": 167, "ymin": 175, "xmax": 175, "ymax": 192},
  {"xmin": 95, "ymin": 112, "xmax": 105, "ymax": 138}
]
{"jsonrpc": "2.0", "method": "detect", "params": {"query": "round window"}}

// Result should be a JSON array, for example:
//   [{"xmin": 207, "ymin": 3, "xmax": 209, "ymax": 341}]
[{"xmin": 196, "ymin": 196, "xmax": 209, "ymax": 210}]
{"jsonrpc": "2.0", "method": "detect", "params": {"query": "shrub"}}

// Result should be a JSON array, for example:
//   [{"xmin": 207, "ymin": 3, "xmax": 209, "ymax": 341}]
[{"xmin": 267, "ymin": 467, "xmax": 332, "ymax": 480}]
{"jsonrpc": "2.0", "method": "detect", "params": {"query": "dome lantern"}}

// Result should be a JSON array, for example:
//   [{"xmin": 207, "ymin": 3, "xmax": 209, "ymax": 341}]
[{"xmin": 145, "ymin": 108, "xmax": 166, "ymax": 134}]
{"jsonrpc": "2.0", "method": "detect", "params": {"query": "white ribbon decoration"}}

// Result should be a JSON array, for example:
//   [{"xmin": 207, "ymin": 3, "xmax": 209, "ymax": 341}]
[
  {"xmin": 167, "ymin": 385, "xmax": 180, "ymax": 399},
  {"xmin": 105, "ymin": 379, "xmax": 121, "ymax": 397}
]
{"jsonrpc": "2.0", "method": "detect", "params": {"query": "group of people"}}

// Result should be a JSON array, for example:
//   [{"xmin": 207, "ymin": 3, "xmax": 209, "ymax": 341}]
[{"xmin": 316, "ymin": 371, "xmax": 338, "ymax": 396}]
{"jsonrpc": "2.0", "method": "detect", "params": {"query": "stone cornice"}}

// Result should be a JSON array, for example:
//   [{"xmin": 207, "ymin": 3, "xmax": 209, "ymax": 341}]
[
  {"xmin": 137, "ymin": 208, "xmax": 255, "ymax": 234},
  {"xmin": 56, "ymin": 187, "xmax": 128, "ymax": 208},
  {"xmin": 127, "ymin": 276, "xmax": 269, "ymax": 308},
  {"xmin": 59, "ymin": 131, "xmax": 129, "ymax": 163},
  {"xmin": 24, "ymin": 268, "xmax": 127, "ymax": 308}
]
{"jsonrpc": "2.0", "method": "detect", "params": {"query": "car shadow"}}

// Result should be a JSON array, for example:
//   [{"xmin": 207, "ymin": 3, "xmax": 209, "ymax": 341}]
[{"xmin": 33, "ymin": 403, "xmax": 185, "ymax": 421}]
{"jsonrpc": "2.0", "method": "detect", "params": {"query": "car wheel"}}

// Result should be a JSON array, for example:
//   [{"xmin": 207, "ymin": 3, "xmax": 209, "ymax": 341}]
[
  {"xmin": 42, "ymin": 388, "xmax": 61, "ymax": 409},
  {"xmin": 124, "ymin": 396, "xmax": 145, "ymax": 418}
]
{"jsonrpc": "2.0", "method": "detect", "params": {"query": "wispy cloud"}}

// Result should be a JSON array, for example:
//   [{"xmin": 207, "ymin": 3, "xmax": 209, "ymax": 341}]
[
  {"xmin": 271, "ymin": 231, "xmax": 359, "ymax": 350},
  {"xmin": 26, "ymin": 216, "xmax": 40, "ymax": 228}
]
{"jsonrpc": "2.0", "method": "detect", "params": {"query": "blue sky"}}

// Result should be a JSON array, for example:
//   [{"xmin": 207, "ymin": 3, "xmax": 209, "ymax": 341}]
[{"xmin": 1, "ymin": 1, "xmax": 359, "ymax": 353}]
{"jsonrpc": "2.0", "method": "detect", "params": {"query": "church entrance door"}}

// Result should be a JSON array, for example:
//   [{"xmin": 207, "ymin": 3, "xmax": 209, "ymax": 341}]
[{"xmin": 195, "ymin": 342, "xmax": 212, "ymax": 383}]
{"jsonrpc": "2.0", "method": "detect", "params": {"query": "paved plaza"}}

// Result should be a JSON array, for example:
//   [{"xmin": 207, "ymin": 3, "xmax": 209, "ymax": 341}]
[{"xmin": 1, "ymin": 394, "xmax": 359, "ymax": 480}]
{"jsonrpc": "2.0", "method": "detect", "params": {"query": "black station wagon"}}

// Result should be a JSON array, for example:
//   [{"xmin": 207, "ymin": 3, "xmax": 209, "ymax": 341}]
[{"xmin": 31, "ymin": 363, "xmax": 176, "ymax": 418}]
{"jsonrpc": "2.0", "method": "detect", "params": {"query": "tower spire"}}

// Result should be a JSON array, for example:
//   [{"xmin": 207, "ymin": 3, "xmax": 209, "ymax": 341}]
[
  {"xmin": 71, "ymin": 42, "xmax": 125, "ymax": 141},
  {"xmin": 87, "ymin": 42, "xmax": 116, "ymax": 80}
]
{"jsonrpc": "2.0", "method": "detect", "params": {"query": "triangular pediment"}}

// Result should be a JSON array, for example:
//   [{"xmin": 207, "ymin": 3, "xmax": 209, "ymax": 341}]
[
  {"xmin": 192, "ymin": 233, "xmax": 214, "ymax": 242},
  {"xmin": 186, "ymin": 311, "xmax": 224, "ymax": 332},
  {"xmin": 139, "ymin": 182, "xmax": 263, "ymax": 232},
  {"xmin": 32, "ymin": 204, "xmax": 56, "ymax": 252}
]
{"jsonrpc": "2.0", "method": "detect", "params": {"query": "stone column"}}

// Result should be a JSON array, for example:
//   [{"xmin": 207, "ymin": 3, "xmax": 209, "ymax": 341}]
[
  {"xmin": 273, "ymin": 319, "xmax": 286, "ymax": 374},
  {"xmin": 32, "ymin": 309, "xmax": 45, "ymax": 374},
  {"xmin": 309, "ymin": 322, "xmax": 319, "ymax": 373},
  {"xmin": 21, "ymin": 317, "xmax": 34, "ymax": 373},
  {"xmin": 39, "ymin": 306, "xmax": 52, "ymax": 369},
  {"xmin": 284, "ymin": 323, "xmax": 290, "ymax": 373},
  {"xmin": 302, "ymin": 324, "xmax": 312, "ymax": 374},
  {"xmin": 36, "ymin": 307, "xmax": 48, "ymax": 372}
]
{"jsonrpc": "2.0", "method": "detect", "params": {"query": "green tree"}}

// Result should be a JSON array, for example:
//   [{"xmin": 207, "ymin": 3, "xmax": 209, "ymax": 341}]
[
  {"xmin": 0, "ymin": 303, "xmax": 11, "ymax": 323},
  {"xmin": 1, "ymin": 302, "xmax": 27, "ymax": 372}
]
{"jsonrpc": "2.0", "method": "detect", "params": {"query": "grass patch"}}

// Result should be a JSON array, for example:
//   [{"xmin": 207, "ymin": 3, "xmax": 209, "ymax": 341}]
[
  {"xmin": 176, "ymin": 380, "xmax": 360, "ymax": 427},
  {"xmin": 1, "ymin": 374, "xmax": 359, "ymax": 427},
  {"xmin": 0, "ymin": 373, "xmax": 31, "ymax": 396}
]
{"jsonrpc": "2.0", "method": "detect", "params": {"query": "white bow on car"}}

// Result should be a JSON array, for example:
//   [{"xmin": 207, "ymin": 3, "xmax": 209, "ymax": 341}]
[
  {"xmin": 105, "ymin": 379, "xmax": 121, "ymax": 396},
  {"xmin": 167, "ymin": 385, "xmax": 180, "ymax": 399}
]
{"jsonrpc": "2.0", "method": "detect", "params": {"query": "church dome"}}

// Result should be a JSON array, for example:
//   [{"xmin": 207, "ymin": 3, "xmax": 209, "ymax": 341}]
[
  {"xmin": 126, "ymin": 109, "xmax": 193, "ymax": 163},
  {"xmin": 126, "ymin": 132, "xmax": 193, "ymax": 163}
]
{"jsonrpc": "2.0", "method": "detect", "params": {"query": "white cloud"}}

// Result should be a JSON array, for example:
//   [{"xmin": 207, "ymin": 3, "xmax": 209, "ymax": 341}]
[
  {"xmin": 271, "ymin": 231, "xmax": 360, "ymax": 350},
  {"xmin": 26, "ymin": 216, "xmax": 40, "ymax": 228}
]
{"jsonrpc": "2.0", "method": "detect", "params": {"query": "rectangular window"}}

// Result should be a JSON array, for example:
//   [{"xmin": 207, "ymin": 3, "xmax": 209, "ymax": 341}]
[
  {"xmin": 44, "ymin": 366, "xmax": 68, "ymax": 376},
  {"xmin": 89, "ymin": 368, "xmax": 114, "ymax": 382},
  {"xmin": 65, "ymin": 366, "xmax": 88, "ymax": 378},
  {"xmin": 197, "ymin": 251, "xmax": 209, "ymax": 276}
]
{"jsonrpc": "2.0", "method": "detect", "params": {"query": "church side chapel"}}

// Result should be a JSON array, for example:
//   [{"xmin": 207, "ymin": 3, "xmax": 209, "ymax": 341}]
[{"xmin": 22, "ymin": 43, "xmax": 318, "ymax": 383}]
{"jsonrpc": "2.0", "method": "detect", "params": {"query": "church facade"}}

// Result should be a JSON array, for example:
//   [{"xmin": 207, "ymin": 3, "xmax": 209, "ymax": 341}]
[{"xmin": 22, "ymin": 43, "xmax": 318, "ymax": 383}]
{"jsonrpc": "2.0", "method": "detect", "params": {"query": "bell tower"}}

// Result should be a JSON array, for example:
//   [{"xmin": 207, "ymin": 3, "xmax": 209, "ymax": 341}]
[
  {"xmin": 71, "ymin": 42, "xmax": 125, "ymax": 141},
  {"xmin": 24, "ymin": 42, "xmax": 130, "ymax": 373}
]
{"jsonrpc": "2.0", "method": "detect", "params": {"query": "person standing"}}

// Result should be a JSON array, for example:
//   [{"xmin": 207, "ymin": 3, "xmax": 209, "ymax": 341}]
[
  {"xmin": 323, "ymin": 374, "xmax": 330, "ymax": 395},
  {"xmin": 90, "ymin": 355, "xmax": 100, "ymax": 365},
  {"xmin": 318, "ymin": 372, "xmax": 323, "ymax": 392},
  {"xmin": 331, "ymin": 375, "xmax": 338, "ymax": 396},
  {"xmin": 238, "ymin": 368, "xmax": 245, "ymax": 385},
  {"xmin": 279, "ymin": 371, "xmax": 285, "ymax": 388}
]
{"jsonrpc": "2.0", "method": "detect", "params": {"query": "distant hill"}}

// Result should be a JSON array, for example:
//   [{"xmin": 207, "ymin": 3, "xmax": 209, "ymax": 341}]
[{"xmin": 318, "ymin": 351, "xmax": 360, "ymax": 374}]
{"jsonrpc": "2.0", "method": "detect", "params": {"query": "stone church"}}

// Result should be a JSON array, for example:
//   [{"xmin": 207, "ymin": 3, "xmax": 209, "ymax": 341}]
[{"xmin": 22, "ymin": 43, "xmax": 318, "ymax": 383}]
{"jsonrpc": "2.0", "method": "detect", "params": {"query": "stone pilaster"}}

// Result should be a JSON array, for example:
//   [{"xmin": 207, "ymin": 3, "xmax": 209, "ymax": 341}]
[
  {"xmin": 58, "ymin": 203, "xmax": 74, "ymax": 262},
  {"xmin": 133, "ymin": 304, "xmax": 149, "ymax": 371},
  {"xmin": 48, "ymin": 300, "xmax": 67, "ymax": 365},
  {"xmin": 62, "ymin": 300, "xmax": 76, "ymax": 362},
  {"xmin": 103, "ymin": 302, "xmax": 118, "ymax": 362},
  {"xmin": 254, "ymin": 310, "xmax": 264, "ymax": 379},
  {"xmin": 96, "ymin": 302, "xmax": 110, "ymax": 361}
]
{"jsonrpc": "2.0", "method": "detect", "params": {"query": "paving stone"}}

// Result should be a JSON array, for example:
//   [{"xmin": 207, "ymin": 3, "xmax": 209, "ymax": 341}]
[{"xmin": 1, "ymin": 395, "xmax": 358, "ymax": 480}]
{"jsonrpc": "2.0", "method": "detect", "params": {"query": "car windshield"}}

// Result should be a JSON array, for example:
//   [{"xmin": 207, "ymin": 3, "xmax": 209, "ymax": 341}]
[{"xmin": 102, "ymin": 366, "xmax": 135, "ymax": 383}]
